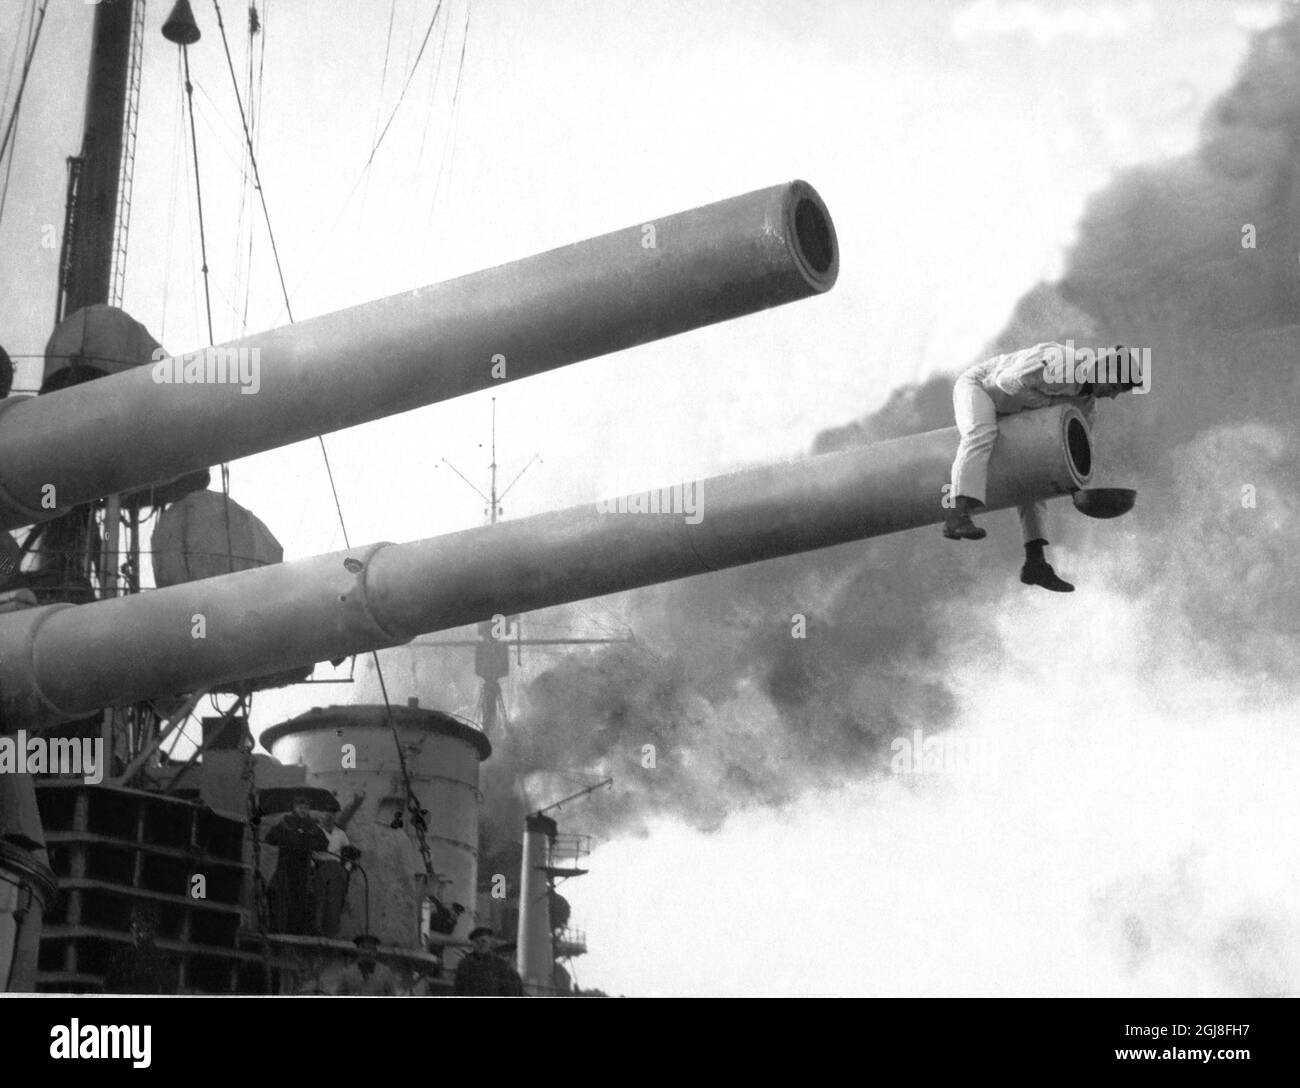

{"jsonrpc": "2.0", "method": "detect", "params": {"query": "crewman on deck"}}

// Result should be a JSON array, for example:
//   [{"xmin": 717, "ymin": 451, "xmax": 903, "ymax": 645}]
[
  {"xmin": 313, "ymin": 808, "xmax": 352, "ymax": 938},
  {"xmin": 945, "ymin": 342, "xmax": 1141, "ymax": 592},
  {"xmin": 453, "ymin": 926, "xmax": 525, "ymax": 996},
  {"xmin": 103, "ymin": 904, "xmax": 174, "ymax": 994},
  {"xmin": 333, "ymin": 934, "xmax": 400, "ymax": 995},
  {"xmin": 265, "ymin": 794, "xmax": 328, "ymax": 935},
  {"xmin": 428, "ymin": 896, "xmax": 465, "ymax": 938}
]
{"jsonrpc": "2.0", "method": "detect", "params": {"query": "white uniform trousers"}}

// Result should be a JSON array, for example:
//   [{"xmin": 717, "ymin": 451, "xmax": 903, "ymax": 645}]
[{"xmin": 950, "ymin": 373, "xmax": 1048, "ymax": 544}]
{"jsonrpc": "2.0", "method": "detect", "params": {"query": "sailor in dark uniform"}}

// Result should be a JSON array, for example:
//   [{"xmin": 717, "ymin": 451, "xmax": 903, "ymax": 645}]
[
  {"xmin": 453, "ymin": 926, "xmax": 525, "ymax": 996},
  {"xmin": 265, "ymin": 794, "xmax": 328, "ymax": 934},
  {"xmin": 103, "ymin": 905, "xmax": 174, "ymax": 994}
]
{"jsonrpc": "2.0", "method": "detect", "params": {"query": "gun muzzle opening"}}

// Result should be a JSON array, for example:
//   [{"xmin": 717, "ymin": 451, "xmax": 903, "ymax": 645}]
[
  {"xmin": 1065, "ymin": 413, "xmax": 1092, "ymax": 487},
  {"xmin": 786, "ymin": 183, "xmax": 838, "ymax": 289}
]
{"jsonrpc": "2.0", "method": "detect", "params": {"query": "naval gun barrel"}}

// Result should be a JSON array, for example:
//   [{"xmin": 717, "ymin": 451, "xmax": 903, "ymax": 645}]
[
  {"xmin": 0, "ymin": 181, "xmax": 837, "ymax": 531},
  {"xmin": 0, "ymin": 405, "xmax": 1091, "ymax": 726}
]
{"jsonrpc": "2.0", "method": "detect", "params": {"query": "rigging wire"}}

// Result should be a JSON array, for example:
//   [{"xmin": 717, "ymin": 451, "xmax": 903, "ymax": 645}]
[
  {"xmin": 368, "ymin": 0, "xmax": 444, "ymax": 167},
  {"xmin": 414, "ymin": 0, "xmax": 453, "ymax": 170},
  {"xmin": 0, "ymin": 104, "xmax": 18, "ymax": 232},
  {"xmin": 0, "ymin": 0, "xmax": 48, "ymax": 230},
  {"xmin": 0, "ymin": 0, "xmax": 44, "ymax": 165},
  {"xmin": 232, "ymin": 53, "xmax": 252, "ymax": 294},
  {"xmin": 180, "ymin": 51, "xmax": 216, "ymax": 346},
  {"xmin": 376, "ymin": 0, "xmax": 397, "ymax": 125},
  {"xmin": 423, "ymin": 1, "xmax": 472, "ymax": 245},
  {"xmin": 158, "ymin": 50, "xmax": 186, "ymax": 344},
  {"xmin": 211, "ymin": 0, "xmax": 293, "ymax": 321},
  {"xmin": 285, "ymin": 0, "xmax": 453, "ymax": 304},
  {"xmin": 179, "ymin": 42, "xmax": 237, "ymax": 578},
  {"xmin": 353, "ymin": 0, "xmax": 397, "ymax": 253},
  {"xmin": 235, "ymin": 3, "xmax": 263, "ymax": 333},
  {"xmin": 209, "ymin": 0, "xmax": 441, "ymax": 889},
  {"xmin": 0, "ymin": 0, "xmax": 35, "ymax": 112},
  {"xmin": 189, "ymin": 78, "xmax": 261, "ymax": 173},
  {"xmin": 161, "ymin": 36, "xmax": 265, "ymax": 940}
]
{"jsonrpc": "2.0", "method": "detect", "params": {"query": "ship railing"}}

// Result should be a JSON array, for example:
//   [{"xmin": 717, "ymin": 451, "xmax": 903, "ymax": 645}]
[
  {"xmin": 546, "ymin": 833, "xmax": 591, "ymax": 869},
  {"xmin": 552, "ymin": 926, "xmax": 587, "ymax": 957}
]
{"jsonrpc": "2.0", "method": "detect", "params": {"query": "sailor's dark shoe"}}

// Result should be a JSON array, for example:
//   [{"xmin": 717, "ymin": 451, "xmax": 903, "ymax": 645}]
[
  {"xmin": 1020, "ymin": 559, "xmax": 1074, "ymax": 592},
  {"xmin": 942, "ymin": 513, "xmax": 987, "ymax": 540}
]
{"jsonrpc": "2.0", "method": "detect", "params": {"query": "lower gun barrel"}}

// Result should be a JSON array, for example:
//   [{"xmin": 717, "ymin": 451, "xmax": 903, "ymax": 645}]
[{"xmin": 0, "ymin": 406, "xmax": 1089, "ymax": 726}]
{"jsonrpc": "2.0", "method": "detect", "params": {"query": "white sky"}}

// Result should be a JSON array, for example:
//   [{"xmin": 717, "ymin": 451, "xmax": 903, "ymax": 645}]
[{"xmin": 1, "ymin": 0, "xmax": 1292, "ymax": 996}]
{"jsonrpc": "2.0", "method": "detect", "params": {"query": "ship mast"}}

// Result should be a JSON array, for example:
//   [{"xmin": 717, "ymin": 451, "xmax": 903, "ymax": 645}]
[
  {"xmin": 41, "ymin": 0, "xmax": 143, "ymax": 609},
  {"xmin": 57, "ymin": 0, "xmax": 140, "ymax": 321},
  {"xmin": 0, "ymin": 0, "xmax": 143, "ymax": 995},
  {"xmin": 417, "ymin": 399, "xmax": 632, "ymax": 735},
  {"xmin": 31, "ymin": 0, "xmax": 180, "ymax": 794}
]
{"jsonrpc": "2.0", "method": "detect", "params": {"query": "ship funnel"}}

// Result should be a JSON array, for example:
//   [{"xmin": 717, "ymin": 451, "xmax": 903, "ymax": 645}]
[
  {"xmin": 516, "ymin": 814, "xmax": 557, "ymax": 995},
  {"xmin": 162, "ymin": 0, "xmax": 201, "ymax": 45}
]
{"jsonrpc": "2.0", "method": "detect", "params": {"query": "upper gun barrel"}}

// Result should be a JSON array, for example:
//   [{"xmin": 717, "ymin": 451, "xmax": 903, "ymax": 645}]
[
  {"xmin": 0, "ymin": 181, "xmax": 837, "ymax": 530},
  {"xmin": 0, "ymin": 405, "xmax": 1090, "ymax": 726}
]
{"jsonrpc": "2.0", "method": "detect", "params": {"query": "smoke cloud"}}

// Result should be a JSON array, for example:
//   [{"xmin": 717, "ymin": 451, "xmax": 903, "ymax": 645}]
[
  {"xmin": 367, "ymin": 11, "xmax": 1300, "ymax": 993},
  {"xmin": 490, "ymin": 13, "xmax": 1300, "ymax": 838}
]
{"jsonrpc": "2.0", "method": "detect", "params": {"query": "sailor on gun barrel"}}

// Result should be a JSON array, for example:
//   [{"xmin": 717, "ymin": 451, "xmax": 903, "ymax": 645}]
[{"xmin": 945, "ymin": 342, "xmax": 1141, "ymax": 592}]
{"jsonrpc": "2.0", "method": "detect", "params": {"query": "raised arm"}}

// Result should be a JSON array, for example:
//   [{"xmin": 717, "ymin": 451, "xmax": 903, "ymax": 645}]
[{"xmin": 338, "ymin": 790, "xmax": 365, "ymax": 830}]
